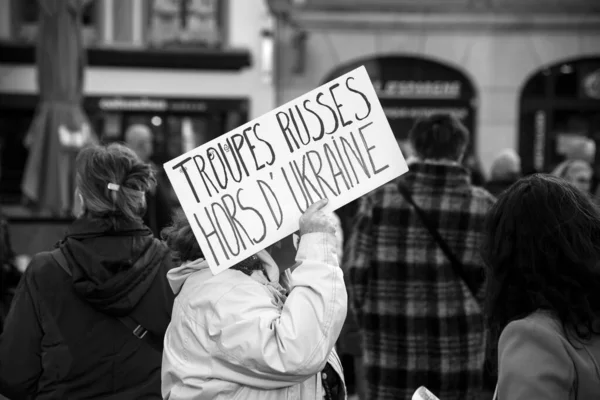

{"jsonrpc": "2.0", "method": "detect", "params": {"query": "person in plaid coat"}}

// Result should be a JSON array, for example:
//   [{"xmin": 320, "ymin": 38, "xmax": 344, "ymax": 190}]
[{"xmin": 345, "ymin": 114, "xmax": 495, "ymax": 400}]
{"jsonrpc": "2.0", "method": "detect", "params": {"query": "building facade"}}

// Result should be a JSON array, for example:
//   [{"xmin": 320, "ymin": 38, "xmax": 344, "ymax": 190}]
[
  {"xmin": 270, "ymin": 0, "xmax": 600, "ymax": 176},
  {"xmin": 0, "ymin": 0, "xmax": 276, "ymax": 202},
  {"xmin": 0, "ymin": 0, "xmax": 275, "ymax": 254}
]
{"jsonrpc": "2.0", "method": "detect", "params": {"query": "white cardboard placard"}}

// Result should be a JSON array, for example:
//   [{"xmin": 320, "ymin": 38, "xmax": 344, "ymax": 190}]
[{"xmin": 164, "ymin": 66, "xmax": 408, "ymax": 274}]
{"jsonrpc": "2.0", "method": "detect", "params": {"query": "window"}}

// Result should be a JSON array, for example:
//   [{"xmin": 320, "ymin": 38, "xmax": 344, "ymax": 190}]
[
  {"xmin": 11, "ymin": 0, "xmax": 99, "ymax": 45},
  {"xmin": 554, "ymin": 64, "xmax": 579, "ymax": 98},
  {"xmin": 148, "ymin": 0, "xmax": 226, "ymax": 48}
]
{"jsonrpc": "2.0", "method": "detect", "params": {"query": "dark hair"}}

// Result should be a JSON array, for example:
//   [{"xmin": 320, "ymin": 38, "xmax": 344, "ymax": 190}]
[
  {"xmin": 161, "ymin": 213, "xmax": 265, "ymax": 276},
  {"xmin": 76, "ymin": 143, "xmax": 156, "ymax": 224},
  {"xmin": 482, "ymin": 174, "xmax": 600, "ymax": 361},
  {"xmin": 408, "ymin": 114, "xmax": 469, "ymax": 161},
  {"xmin": 161, "ymin": 211, "xmax": 203, "ymax": 264}
]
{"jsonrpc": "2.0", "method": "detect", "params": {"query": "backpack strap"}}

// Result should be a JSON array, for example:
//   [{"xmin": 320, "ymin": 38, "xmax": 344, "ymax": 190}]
[
  {"xmin": 396, "ymin": 181, "xmax": 479, "ymax": 300},
  {"xmin": 49, "ymin": 248, "xmax": 163, "ymax": 353}
]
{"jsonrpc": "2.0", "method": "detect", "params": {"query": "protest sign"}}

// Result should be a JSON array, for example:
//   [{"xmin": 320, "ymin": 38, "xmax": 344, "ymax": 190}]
[{"xmin": 164, "ymin": 66, "xmax": 409, "ymax": 274}]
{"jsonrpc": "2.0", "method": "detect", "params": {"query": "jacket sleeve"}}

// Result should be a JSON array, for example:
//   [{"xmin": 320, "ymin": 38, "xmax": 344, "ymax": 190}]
[
  {"xmin": 0, "ymin": 267, "xmax": 43, "ymax": 399},
  {"xmin": 206, "ymin": 232, "xmax": 347, "ymax": 389},
  {"xmin": 343, "ymin": 195, "xmax": 374, "ymax": 328},
  {"xmin": 497, "ymin": 319, "xmax": 574, "ymax": 400}
]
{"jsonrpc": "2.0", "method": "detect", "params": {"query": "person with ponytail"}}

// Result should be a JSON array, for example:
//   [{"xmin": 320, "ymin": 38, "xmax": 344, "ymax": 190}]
[{"xmin": 0, "ymin": 144, "xmax": 175, "ymax": 399}]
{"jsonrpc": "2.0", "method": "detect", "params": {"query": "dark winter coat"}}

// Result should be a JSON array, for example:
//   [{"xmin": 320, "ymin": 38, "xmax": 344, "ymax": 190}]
[
  {"xmin": 0, "ymin": 213, "xmax": 21, "ymax": 335},
  {"xmin": 0, "ymin": 217, "xmax": 175, "ymax": 400}
]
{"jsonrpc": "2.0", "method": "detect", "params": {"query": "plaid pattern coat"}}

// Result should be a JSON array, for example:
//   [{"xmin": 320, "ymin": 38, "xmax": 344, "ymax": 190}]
[{"xmin": 345, "ymin": 161, "xmax": 495, "ymax": 400}]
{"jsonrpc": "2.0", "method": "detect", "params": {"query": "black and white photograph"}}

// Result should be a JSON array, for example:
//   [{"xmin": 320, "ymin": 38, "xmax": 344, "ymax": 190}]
[{"xmin": 1, "ymin": 1, "xmax": 600, "ymax": 399}]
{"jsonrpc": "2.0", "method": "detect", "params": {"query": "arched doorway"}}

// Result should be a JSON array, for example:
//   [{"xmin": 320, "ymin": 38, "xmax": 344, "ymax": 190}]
[
  {"xmin": 322, "ymin": 55, "xmax": 480, "ymax": 241},
  {"xmin": 321, "ymin": 55, "xmax": 479, "ymax": 154},
  {"xmin": 519, "ymin": 57, "xmax": 600, "ymax": 175}
]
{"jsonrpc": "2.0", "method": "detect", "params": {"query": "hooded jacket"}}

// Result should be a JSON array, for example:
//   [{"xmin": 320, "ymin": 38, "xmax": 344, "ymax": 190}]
[
  {"xmin": 162, "ymin": 232, "xmax": 348, "ymax": 400},
  {"xmin": 0, "ymin": 217, "xmax": 175, "ymax": 400}
]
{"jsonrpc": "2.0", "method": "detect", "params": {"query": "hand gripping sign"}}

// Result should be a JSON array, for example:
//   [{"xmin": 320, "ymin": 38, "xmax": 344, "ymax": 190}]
[{"xmin": 164, "ymin": 66, "xmax": 409, "ymax": 274}]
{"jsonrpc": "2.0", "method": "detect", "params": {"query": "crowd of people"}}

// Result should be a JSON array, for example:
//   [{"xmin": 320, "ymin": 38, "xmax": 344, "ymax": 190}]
[{"xmin": 0, "ymin": 113, "xmax": 599, "ymax": 400}]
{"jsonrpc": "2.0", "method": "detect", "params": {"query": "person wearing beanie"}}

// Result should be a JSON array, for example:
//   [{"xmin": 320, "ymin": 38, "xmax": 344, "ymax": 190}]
[{"xmin": 484, "ymin": 149, "xmax": 522, "ymax": 197}]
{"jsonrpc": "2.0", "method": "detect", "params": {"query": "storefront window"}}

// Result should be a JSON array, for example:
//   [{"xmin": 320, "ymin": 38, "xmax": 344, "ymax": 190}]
[
  {"xmin": 554, "ymin": 64, "xmax": 579, "ymax": 98},
  {"xmin": 321, "ymin": 55, "xmax": 478, "ymax": 152},
  {"xmin": 0, "ymin": 109, "xmax": 33, "ymax": 204},
  {"xmin": 149, "ymin": 0, "xmax": 225, "ymax": 48},
  {"xmin": 0, "ymin": 95, "xmax": 248, "ymax": 207},
  {"xmin": 522, "ymin": 71, "xmax": 548, "ymax": 97},
  {"xmin": 519, "ymin": 58, "xmax": 600, "ymax": 174}
]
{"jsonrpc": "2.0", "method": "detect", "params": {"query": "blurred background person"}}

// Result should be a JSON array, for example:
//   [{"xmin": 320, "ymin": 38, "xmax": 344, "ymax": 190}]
[
  {"xmin": 484, "ymin": 149, "xmax": 522, "ymax": 197},
  {"xmin": 464, "ymin": 154, "xmax": 487, "ymax": 187},
  {"xmin": 551, "ymin": 159, "xmax": 593, "ymax": 195},
  {"xmin": 482, "ymin": 175, "xmax": 600, "ymax": 400},
  {"xmin": 125, "ymin": 124, "xmax": 176, "ymax": 238},
  {"xmin": 564, "ymin": 137, "xmax": 596, "ymax": 165},
  {"xmin": 345, "ymin": 114, "xmax": 495, "ymax": 400},
  {"xmin": 0, "ymin": 144, "xmax": 175, "ymax": 400},
  {"xmin": 0, "ymin": 209, "xmax": 21, "ymax": 335}
]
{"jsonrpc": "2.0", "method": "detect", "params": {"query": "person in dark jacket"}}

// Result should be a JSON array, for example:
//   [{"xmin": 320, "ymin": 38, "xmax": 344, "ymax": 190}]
[
  {"xmin": 464, "ymin": 153, "xmax": 487, "ymax": 187},
  {"xmin": 125, "ymin": 124, "xmax": 175, "ymax": 237},
  {"xmin": 0, "ymin": 143, "xmax": 175, "ymax": 400}
]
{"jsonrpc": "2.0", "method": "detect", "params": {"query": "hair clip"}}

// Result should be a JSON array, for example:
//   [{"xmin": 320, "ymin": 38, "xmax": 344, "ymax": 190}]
[{"xmin": 107, "ymin": 183, "xmax": 120, "ymax": 192}]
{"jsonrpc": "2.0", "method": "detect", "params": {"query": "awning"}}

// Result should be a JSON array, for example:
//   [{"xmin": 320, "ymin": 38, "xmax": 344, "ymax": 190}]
[{"xmin": 21, "ymin": 0, "xmax": 97, "ymax": 216}]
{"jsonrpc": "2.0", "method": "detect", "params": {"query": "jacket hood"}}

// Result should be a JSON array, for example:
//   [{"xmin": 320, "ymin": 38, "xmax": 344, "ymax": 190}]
[
  {"xmin": 58, "ymin": 217, "xmax": 171, "ymax": 317},
  {"xmin": 166, "ymin": 250, "xmax": 282, "ymax": 296},
  {"xmin": 167, "ymin": 258, "xmax": 210, "ymax": 296}
]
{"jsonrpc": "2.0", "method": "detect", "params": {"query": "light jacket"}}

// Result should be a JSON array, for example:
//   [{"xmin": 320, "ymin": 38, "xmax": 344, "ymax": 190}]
[
  {"xmin": 162, "ymin": 232, "xmax": 348, "ymax": 400},
  {"xmin": 495, "ymin": 311, "xmax": 600, "ymax": 400}
]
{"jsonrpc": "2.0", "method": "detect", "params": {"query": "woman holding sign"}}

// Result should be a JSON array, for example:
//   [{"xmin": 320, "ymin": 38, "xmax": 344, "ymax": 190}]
[{"xmin": 161, "ymin": 198, "xmax": 348, "ymax": 400}]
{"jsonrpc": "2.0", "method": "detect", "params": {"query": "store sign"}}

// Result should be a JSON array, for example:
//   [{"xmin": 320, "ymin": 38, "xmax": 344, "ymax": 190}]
[
  {"xmin": 321, "ymin": 56, "xmax": 477, "ymax": 145},
  {"xmin": 382, "ymin": 106, "xmax": 469, "ymax": 121},
  {"xmin": 97, "ymin": 97, "xmax": 208, "ymax": 112},
  {"xmin": 373, "ymin": 80, "xmax": 461, "ymax": 99},
  {"xmin": 583, "ymin": 69, "xmax": 600, "ymax": 99},
  {"xmin": 99, "ymin": 98, "xmax": 168, "ymax": 111},
  {"xmin": 164, "ymin": 66, "xmax": 408, "ymax": 274},
  {"xmin": 533, "ymin": 111, "xmax": 546, "ymax": 171}
]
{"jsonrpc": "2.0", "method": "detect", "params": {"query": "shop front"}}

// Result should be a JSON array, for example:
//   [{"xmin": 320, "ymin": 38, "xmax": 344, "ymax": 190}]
[
  {"xmin": 519, "ymin": 57, "xmax": 600, "ymax": 174},
  {"xmin": 0, "ymin": 92, "xmax": 250, "ymax": 256},
  {"xmin": 0, "ymin": 0, "xmax": 274, "ymax": 256},
  {"xmin": 321, "ymin": 55, "xmax": 478, "ymax": 154},
  {"xmin": 271, "ymin": 0, "xmax": 600, "ymax": 175},
  {"xmin": 0, "ymin": 94, "xmax": 249, "ymax": 204}
]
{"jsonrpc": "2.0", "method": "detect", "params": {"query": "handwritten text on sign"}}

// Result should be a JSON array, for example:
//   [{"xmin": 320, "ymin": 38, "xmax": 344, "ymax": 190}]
[{"xmin": 164, "ymin": 66, "xmax": 408, "ymax": 274}]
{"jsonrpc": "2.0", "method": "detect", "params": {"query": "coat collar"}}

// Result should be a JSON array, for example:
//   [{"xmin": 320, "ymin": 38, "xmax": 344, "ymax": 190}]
[{"xmin": 406, "ymin": 161, "xmax": 471, "ymax": 188}]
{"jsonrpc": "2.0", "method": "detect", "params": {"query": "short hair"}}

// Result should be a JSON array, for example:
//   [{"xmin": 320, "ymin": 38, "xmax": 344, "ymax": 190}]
[
  {"xmin": 161, "ymin": 211, "xmax": 203, "ymax": 264},
  {"xmin": 565, "ymin": 137, "xmax": 595, "ymax": 164},
  {"xmin": 408, "ymin": 114, "xmax": 469, "ymax": 161},
  {"xmin": 76, "ymin": 144, "xmax": 156, "ymax": 223},
  {"xmin": 551, "ymin": 159, "xmax": 592, "ymax": 181},
  {"xmin": 490, "ymin": 149, "xmax": 521, "ymax": 181},
  {"xmin": 482, "ymin": 174, "xmax": 600, "ymax": 371},
  {"xmin": 124, "ymin": 124, "xmax": 153, "ymax": 146}
]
